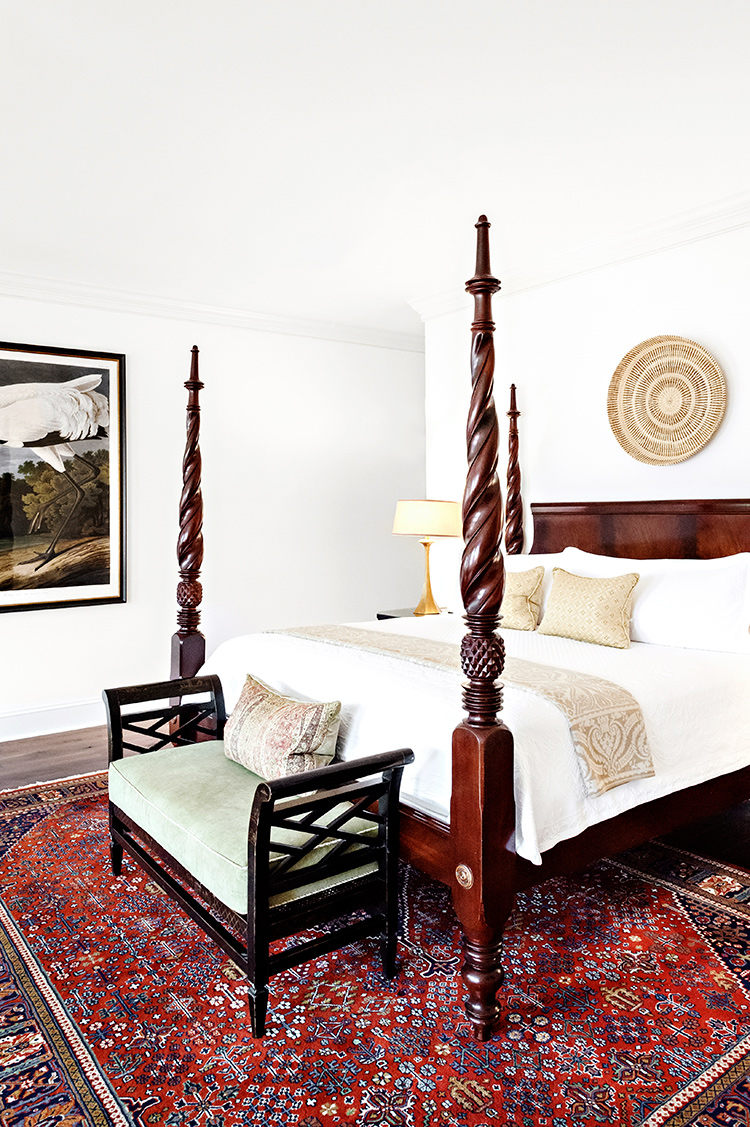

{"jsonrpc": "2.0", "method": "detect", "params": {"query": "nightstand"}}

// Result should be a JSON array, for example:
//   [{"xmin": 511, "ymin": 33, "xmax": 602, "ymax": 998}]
[{"xmin": 376, "ymin": 609, "xmax": 453, "ymax": 620}]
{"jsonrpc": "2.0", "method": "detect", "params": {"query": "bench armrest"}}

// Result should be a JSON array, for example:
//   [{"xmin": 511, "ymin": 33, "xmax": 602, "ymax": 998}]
[
  {"xmin": 248, "ymin": 748, "xmax": 415, "ymax": 911},
  {"xmin": 103, "ymin": 675, "xmax": 226, "ymax": 761},
  {"xmin": 265, "ymin": 748, "xmax": 415, "ymax": 800}
]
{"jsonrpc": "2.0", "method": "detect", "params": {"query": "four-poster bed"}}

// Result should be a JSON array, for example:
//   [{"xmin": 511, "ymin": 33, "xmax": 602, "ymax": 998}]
[{"xmin": 167, "ymin": 217, "xmax": 750, "ymax": 1041}]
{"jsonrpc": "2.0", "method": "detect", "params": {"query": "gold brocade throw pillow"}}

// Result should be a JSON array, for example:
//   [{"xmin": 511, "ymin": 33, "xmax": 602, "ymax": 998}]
[
  {"xmin": 537, "ymin": 568, "xmax": 640, "ymax": 649},
  {"xmin": 499, "ymin": 566, "xmax": 545, "ymax": 630},
  {"xmin": 223, "ymin": 674, "xmax": 341, "ymax": 778}
]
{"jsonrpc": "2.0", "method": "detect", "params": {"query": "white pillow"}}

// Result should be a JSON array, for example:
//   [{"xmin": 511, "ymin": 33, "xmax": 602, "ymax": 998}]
[
  {"xmin": 561, "ymin": 547, "xmax": 750, "ymax": 654},
  {"xmin": 504, "ymin": 553, "xmax": 569, "ymax": 616},
  {"xmin": 449, "ymin": 552, "xmax": 567, "ymax": 616}
]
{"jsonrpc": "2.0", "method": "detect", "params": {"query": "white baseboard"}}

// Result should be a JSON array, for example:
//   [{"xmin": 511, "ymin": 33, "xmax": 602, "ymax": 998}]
[{"xmin": 0, "ymin": 698, "xmax": 105, "ymax": 742}]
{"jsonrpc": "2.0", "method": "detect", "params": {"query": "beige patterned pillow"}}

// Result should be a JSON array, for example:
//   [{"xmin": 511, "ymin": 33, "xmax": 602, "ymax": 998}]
[
  {"xmin": 537, "ymin": 568, "xmax": 640, "ymax": 649},
  {"xmin": 224, "ymin": 675, "xmax": 341, "ymax": 778},
  {"xmin": 500, "ymin": 566, "xmax": 545, "ymax": 630}
]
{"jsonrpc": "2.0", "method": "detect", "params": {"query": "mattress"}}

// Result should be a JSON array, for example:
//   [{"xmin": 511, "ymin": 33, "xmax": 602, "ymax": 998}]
[{"xmin": 202, "ymin": 615, "xmax": 750, "ymax": 865}]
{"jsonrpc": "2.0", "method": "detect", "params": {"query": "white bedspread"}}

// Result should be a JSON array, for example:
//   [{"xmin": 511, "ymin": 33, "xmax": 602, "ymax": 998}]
[{"xmin": 202, "ymin": 616, "xmax": 750, "ymax": 865}]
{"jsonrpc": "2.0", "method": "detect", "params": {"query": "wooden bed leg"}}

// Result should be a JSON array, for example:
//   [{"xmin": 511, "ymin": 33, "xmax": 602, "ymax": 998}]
[
  {"xmin": 452, "ymin": 215, "xmax": 514, "ymax": 1040},
  {"xmin": 452, "ymin": 719, "xmax": 516, "ymax": 1039},
  {"xmin": 171, "ymin": 346, "xmax": 206, "ymax": 680}
]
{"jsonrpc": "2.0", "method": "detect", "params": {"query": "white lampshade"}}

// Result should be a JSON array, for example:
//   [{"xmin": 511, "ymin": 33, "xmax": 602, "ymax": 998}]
[{"xmin": 392, "ymin": 499, "xmax": 462, "ymax": 538}]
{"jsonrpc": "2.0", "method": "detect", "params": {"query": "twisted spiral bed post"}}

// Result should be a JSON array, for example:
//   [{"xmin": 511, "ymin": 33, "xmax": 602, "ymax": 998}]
[
  {"xmin": 459, "ymin": 216, "xmax": 505, "ymax": 722},
  {"xmin": 451, "ymin": 217, "xmax": 517, "ymax": 1041},
  {"xmin": 504, "ymin": 383, "xmax": 524, "ymax": 554},
  {"xmin": 170, "ymin": 346, "xmax": 206, "ymax": 680}
]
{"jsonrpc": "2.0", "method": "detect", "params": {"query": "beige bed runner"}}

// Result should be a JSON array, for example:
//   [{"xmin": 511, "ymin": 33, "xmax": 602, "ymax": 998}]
[{"xmin": 276, "ymin": 624, "xmax": 654, "ymax": 798}]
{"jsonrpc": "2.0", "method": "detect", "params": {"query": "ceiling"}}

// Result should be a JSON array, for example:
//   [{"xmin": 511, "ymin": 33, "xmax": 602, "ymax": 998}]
[{"xmin": 2, "ymin": 0, "xmax": 749, "ymax": 341}]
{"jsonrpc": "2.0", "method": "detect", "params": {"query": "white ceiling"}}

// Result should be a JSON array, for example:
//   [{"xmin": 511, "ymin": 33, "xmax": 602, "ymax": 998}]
[{"xmin": 2, "ymin": 0, "xmax": 749, "ymax": 340}]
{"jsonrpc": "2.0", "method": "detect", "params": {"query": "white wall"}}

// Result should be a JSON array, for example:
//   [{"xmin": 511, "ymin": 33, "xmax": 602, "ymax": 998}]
[
  {"xmin": 0, "ymin": 298, "xmax": 424, "ymax": 739},
  {"xmin": 425, "ymin": 226, "xmax": 750, "ymax": 605}
]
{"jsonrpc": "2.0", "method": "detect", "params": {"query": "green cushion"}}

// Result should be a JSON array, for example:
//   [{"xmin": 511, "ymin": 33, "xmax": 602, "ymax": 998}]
[{"xmin": 108, "ymin": 741, "xmax": 378, "ymax": 915}]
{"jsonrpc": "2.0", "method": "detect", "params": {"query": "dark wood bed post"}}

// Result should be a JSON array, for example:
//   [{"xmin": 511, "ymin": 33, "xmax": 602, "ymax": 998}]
[
  {"xmin": 450, "ymin": 217, "xmax": 516, "ymax": 1041},
  {"xmin": 504, "ymin": 384, "xmax": 524, "ymax": 554},
  {"xmin": 170, "ymin": 346, "xmax": 206, "ymax": 680}
]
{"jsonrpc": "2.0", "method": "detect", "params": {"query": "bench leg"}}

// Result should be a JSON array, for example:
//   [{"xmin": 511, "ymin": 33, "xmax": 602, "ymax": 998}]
[
  {"xmin": 248, "ymin": 983, "xmax": 269, "ymax": 1037},
  {"xmin": 381, "ymin": 908, "xmax": 398, "ymax": 978},
  {"xmin": 108, "ymin": 808, "xmax": 124, "ymax": 876}
]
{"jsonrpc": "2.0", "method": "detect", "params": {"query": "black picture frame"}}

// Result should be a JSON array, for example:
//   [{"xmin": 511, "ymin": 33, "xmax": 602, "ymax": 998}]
[{"xmin": 0, "ymin": 341, "xmax": 126, "ymax": 612}]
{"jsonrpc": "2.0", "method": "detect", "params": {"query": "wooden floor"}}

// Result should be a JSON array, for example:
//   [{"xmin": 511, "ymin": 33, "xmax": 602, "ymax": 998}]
[
  {"xmin": 1, "ymin": 726, "xmax": 108, "ymax": 790},
  {"xmin": 3, "ymin": 726, "xmax": 750, "ymax": 870}
]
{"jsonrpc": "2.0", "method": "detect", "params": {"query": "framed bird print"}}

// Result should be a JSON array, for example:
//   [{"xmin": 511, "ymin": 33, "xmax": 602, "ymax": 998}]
[{"xmin": 0, "ymin": 341, "xmax": 126, "ymax": 612}]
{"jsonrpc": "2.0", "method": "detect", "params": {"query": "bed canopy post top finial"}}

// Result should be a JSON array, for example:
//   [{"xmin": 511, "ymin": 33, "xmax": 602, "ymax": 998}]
[
  {"xmin": 186, "ymin": 344, "xmax": 203, "ymax": 392},
  {"xmin": 465, "ymin": 214, "xmax": 501, "ymax": 331},
  {"xmin": 508, "ymin": 382, "xmax": 518, "ymax": 415},
  {"xmin": 171, "ymin": 345, "xmax": 206, "ymax": 680}
]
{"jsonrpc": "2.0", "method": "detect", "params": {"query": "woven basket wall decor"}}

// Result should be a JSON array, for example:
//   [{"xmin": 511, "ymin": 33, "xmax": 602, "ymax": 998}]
[{"xmin": 607, "ymin": 335, "xmax": 726, "ymax": 465}]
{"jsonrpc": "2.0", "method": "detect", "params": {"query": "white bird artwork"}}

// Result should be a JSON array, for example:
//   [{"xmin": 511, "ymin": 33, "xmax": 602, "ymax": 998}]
[{"xmin": 0, "ymin": 374, "xmax": 110, "ymax": 565}]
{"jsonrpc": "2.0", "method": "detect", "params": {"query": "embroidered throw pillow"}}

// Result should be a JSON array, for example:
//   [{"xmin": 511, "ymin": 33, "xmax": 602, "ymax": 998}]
[
  {"xmin": 499, "ymin": 566, "xmax": 545, "ymax": 630},
  {"xmin": 223, "ymin": 674, "xmax": 341, "ymax": 778},
  {"xmin": 537, "ymin": 568, "xmax": 640, "ymax": 649}
]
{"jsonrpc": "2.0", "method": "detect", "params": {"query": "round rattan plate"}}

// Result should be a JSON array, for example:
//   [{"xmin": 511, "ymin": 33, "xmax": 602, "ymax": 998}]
[{"xmin": 607, "ymin": 335, "xmax": 726, "ymax": 465}]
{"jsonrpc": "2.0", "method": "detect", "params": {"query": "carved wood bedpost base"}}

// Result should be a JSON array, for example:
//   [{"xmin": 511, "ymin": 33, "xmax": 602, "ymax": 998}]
[
  {"xmin": 452, "ymin": 719, "xmax": 516, "ymax": 1040},
  {"xmin": 170, "ymin": 631, "xmax": 206, "ymax": 682}
]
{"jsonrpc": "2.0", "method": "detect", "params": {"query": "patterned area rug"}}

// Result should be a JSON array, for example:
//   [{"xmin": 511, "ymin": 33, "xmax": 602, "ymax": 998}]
[
  {"xmin": 0, "ymin": 775, "xmax": 132, "ymax": 1126},
  {"xmin": 3, "ymin": 776, "xmax": 750, "ymax": 1126}
]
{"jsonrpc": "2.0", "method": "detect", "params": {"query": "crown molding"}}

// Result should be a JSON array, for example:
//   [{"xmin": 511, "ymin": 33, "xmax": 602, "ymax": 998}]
[
  {"xmin": 410, "ymin": 189, "xmax": 750, "ymax": 320},
  {"xmin": 409, "ymin": 288, "xmax": 472, "ymax": 321},
  {"xmin": 0, "ymin": 271, "xmax": 425, "ymax": 354}
]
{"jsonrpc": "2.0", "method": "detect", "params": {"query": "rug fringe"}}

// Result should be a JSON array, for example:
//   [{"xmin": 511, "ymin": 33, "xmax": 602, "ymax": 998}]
[{"xmin": 0, "ymin": 769, "xmax": 107, "ymax": 796}]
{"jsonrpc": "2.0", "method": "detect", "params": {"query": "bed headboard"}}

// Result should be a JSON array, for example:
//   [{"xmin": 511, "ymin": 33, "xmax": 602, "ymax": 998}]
[{"xmin": 530, "ymin": 499, "xmax": 750, "ymax": 559}]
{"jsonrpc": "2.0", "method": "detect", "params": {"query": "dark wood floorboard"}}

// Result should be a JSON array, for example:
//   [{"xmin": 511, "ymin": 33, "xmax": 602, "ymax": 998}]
[
  {"xmin": 3, "ymin": 729, "xmax": 750, "ymax": 872},
  {"xmin": 1, "ymin": 726, "xmax": 108, "ymax": 789}
]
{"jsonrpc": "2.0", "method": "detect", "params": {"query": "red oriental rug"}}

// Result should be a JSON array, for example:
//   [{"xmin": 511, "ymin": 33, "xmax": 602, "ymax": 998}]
[
  {"xmin": 0, "ymin": 774, "xmax": 132, "ymax": 1126},
  {"xmin": 3, "ymin": 775, "xmax": 750, "ymax": 1126}
]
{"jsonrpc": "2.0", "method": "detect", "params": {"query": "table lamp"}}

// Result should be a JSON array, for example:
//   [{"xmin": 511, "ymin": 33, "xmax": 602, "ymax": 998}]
[{"xmin": 392, "ymin": 499, "xmax": 462, "ymax": 615}]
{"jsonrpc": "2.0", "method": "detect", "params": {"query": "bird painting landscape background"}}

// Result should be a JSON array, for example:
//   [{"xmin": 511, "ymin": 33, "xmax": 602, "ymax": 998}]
[{"xmin": 0, "ymin": 359, "xmax": 113, "ymax": 592}]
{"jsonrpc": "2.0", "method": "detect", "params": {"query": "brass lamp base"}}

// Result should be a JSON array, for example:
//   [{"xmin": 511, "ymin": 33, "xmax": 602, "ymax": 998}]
[{"xmin": 414, "ymin": 538, "xmax": 440, "ymax": 616}]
